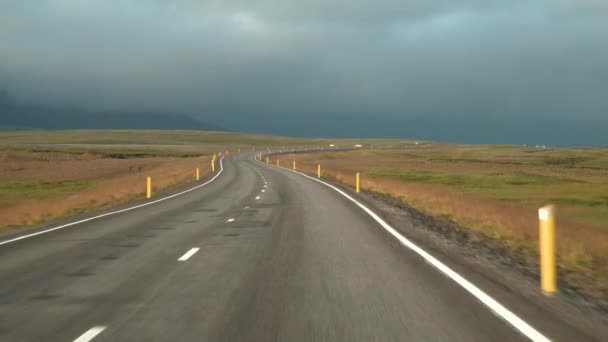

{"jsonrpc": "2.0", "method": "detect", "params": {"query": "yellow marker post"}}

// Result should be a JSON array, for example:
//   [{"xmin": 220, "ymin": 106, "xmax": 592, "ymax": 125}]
[
  {"xmin": 196, "ymin": 168, "xmax": 200, "ymax": 181},
  {"xmin": 266, "ymin": 157, "xmax": 269, "ymax": 164},
  {"xmin": 539, "ymin": 205, "xmax": 557, "ymax": 295},
  {"xmin": 211, "ymin": 159, "xmax": 215, "ymax": 173},
  {"xmin": 276, "ymin": 159, "xmax": 280, "ymax": 167},
  {"xmin": 317, "ymin": 164, "xmax": 321, "ymax": 178},
  {"xmin": 293, "ymin": 161, "xmax": 296, "ymax": 170},
  {"xmin": 146, "ymin": 176, "xmax": 152, "ymax": 199},
  {"xmin": 356, "ymin": 172, "xmax": 360, "ymax": 193}
]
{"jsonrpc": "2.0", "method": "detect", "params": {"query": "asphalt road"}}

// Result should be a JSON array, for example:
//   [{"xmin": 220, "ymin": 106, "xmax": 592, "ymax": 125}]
[{"xmin": 0, "ymin": 153, "xmax": 598, "ymax": 341}]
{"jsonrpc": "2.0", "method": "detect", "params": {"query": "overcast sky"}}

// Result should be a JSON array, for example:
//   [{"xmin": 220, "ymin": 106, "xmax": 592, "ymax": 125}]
[{"xmin": 1, "ymin": 1, "xmax": 607, "ymax": 144}]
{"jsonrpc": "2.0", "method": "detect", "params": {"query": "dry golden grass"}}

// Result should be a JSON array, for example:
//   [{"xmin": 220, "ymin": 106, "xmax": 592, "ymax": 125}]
[
  {"xmin": 279, "ymin": 147, "xmax": 608, "ymax": 298},
  {"xmin": 0, "ymin": 149, "xmax": 212, "ymax": 229}
]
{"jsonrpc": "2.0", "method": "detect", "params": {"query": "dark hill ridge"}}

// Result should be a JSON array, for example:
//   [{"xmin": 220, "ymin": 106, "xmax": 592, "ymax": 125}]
[{"xmin": 0, "ymin": 91, "xmax": 222, "ymax": 131}]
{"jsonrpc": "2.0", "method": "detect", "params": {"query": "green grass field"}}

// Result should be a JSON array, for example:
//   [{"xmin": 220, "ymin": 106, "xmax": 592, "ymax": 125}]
[
  {"xmin": 368, "ymin": 169, "xmax": 608, "ymax": 227},
  {"xmin": 365, "ymin": 146, "xmax": 608, "ymax": 228},
  {"xmin": 0, "ymin": 180, "xmax": 94, "ymax": 206}
]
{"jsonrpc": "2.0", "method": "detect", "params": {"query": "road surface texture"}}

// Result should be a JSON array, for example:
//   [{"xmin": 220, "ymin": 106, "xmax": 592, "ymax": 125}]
[{"xmin": 0, "ymin": 153, "xmax": 602, "ymax": 341}]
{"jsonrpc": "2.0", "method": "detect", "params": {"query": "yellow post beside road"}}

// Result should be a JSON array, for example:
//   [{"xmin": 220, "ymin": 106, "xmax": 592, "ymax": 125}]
[
  {"xmin": 276, "ymin": 159, "xmax": 280, "ymax": 167},
  {"xmin": 146, "ymin": 176, "xmax": 152, "ymax": 199},
  {"xmin": 356, "ymin": 172, "xmax": 360, "ymax": 193},
  {"xmin": 539, "ymin": 205, "xmax": 557, "ymax": 294},
  {"xmin": 317, "ymin": 164, "xmax": 321, "ymax": 178},
  {"xmin": 293, "ymin": 161, "xmax": 296, "ymax": 170},
  {"xmin": 196, "ymin": 168, "xmax": 200, "ymax": 181},
  {"xmin": 211, "ymin": 159, "xmax": 215, "ymax": 173},
  {"xmin": 266, "ymin": 157, "xmax": 269, "ymax": 164}
]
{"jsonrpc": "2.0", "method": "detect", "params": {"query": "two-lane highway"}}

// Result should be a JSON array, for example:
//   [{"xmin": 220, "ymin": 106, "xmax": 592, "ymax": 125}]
[{"xmin": 0, "ymin": 153, "xmax": 597, "ymax": 341}]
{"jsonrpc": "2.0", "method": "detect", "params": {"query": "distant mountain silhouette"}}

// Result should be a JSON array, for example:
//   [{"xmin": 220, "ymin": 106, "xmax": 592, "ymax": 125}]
[{"xmin": 0, "ymin": 91, "xmax": 223, "ymax": 131}]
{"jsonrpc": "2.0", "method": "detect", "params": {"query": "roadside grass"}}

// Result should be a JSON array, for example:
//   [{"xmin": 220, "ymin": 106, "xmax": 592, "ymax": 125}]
[
  {"xmin": 366, "ymin": 170, "xmax": 581, "ymax": 189},
  {"xmin": 0, "ymin": 180, "xmax": 94, "ymax": 207},
  {"xmin": 282, "ymin": 145, "xmax": 608, "ymax": 298},
  {"xmin": 0, "ymin": 157, "xmax": 212, "ymax": 228},
  {"xmin": 0, "ymin": 146, "xmax": 213, "ymax": 229}
]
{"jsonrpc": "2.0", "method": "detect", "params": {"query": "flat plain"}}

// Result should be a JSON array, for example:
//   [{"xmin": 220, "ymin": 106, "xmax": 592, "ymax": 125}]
[
  {"xmin": 0, "ymin": 130, "xmax": 408, "ymax": 230},
  {"xmin": 3, "ymin": 130, "xmax": 607, "ymax": 300}
]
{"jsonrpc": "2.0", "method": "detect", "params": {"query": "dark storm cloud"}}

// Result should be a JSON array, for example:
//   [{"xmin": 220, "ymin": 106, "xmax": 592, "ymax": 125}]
[{"xmin": 1, "ymin": 1, "xmax": 607, "ymax": 143}]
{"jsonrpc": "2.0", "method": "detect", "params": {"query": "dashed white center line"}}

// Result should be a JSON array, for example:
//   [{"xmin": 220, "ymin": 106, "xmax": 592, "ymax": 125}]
[
  {"xmin": 178, "ymin": 247, "xmax": 200, "ymax": 261},
  {"xmin": 255, "ymin": 196, "xmax": 261, "ymax": 200},
  {"xmin": 261, "ymin": 189, "xmax": 266, "ymax": 193},
  {"xmin": 226, "ymin": 218, "xmax": 235, "ymax": 223},
  {"xmin": 74, "ymin": 326, "xmax": 106, "ymax": 342}
]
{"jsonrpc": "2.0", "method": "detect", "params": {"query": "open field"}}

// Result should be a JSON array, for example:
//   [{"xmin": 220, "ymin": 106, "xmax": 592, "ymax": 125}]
[
  {"xmin": 3, "ymin": 130, "xmax": 607, "ymax": 298},
  {"xmin": 280, "ymin": 145, "xmax": 608, "ymax": 298},
  {"xmin": 0, "ymin": 148, "xmax": 212, "ymax": 229},
  {"xmin": 0, "ymin": 130, "xmax": 416, "ymax": 230},
  {"xmin": 0, "ymin": 130, "xmax": 419, "ymax": 149}
]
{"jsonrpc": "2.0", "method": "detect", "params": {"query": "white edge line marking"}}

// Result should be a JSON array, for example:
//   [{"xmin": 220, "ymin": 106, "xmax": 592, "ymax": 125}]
[
  {"xmin": 178, "ymin": 247, "xmax": 200, "ymax": 261},
  {"xmin": 73, "ymin": 326, "xmax": 106, "ymax": 342},
  {"xmin": 258, "ymin": 157, "xmax": 550, "ymax": 342},
  {"xmin": 0, "ymin": 157, "xmax": 226, "ymax": 247}
]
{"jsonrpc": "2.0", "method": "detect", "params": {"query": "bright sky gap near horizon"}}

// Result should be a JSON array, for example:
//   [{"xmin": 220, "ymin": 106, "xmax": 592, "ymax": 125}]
[{"xmin": 1, "ymin": 1, "xmax": 607, "ymax": 146}]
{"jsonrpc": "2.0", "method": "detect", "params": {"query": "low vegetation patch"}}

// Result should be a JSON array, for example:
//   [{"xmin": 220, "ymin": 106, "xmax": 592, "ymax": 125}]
[
  {"xmin": 367, "ymin": 170, "xmax": 581, "ymax": 189},
  {"xmin": 0, "ymin": 146, "xmax": 213, "ymax": 229},
  {"xmin": 0, "ymin": 180, "xmax": 93, "ymax": 206}
]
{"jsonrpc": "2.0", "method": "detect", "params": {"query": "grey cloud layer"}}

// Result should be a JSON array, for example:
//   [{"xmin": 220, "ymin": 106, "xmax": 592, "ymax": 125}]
[{"xmin": 1, "ymin": 1, "xmax": 607, "ymax": 131}]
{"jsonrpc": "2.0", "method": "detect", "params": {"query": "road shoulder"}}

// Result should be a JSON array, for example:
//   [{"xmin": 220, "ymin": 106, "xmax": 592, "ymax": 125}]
[{"xmin": 333, "ymin": 183, "xmax": 608, "ymax": 340}]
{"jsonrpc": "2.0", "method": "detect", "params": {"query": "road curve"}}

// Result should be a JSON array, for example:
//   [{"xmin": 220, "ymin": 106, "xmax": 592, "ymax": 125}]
[{"xmin": 0, "ymin": 153, "xmax": 598, "ymax": 341}]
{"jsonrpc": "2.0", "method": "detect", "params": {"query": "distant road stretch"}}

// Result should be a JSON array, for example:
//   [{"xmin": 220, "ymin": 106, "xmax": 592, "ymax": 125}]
[{"xmin": 0, "ymin": 153, "xmax": 593, "ymax": 341}]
